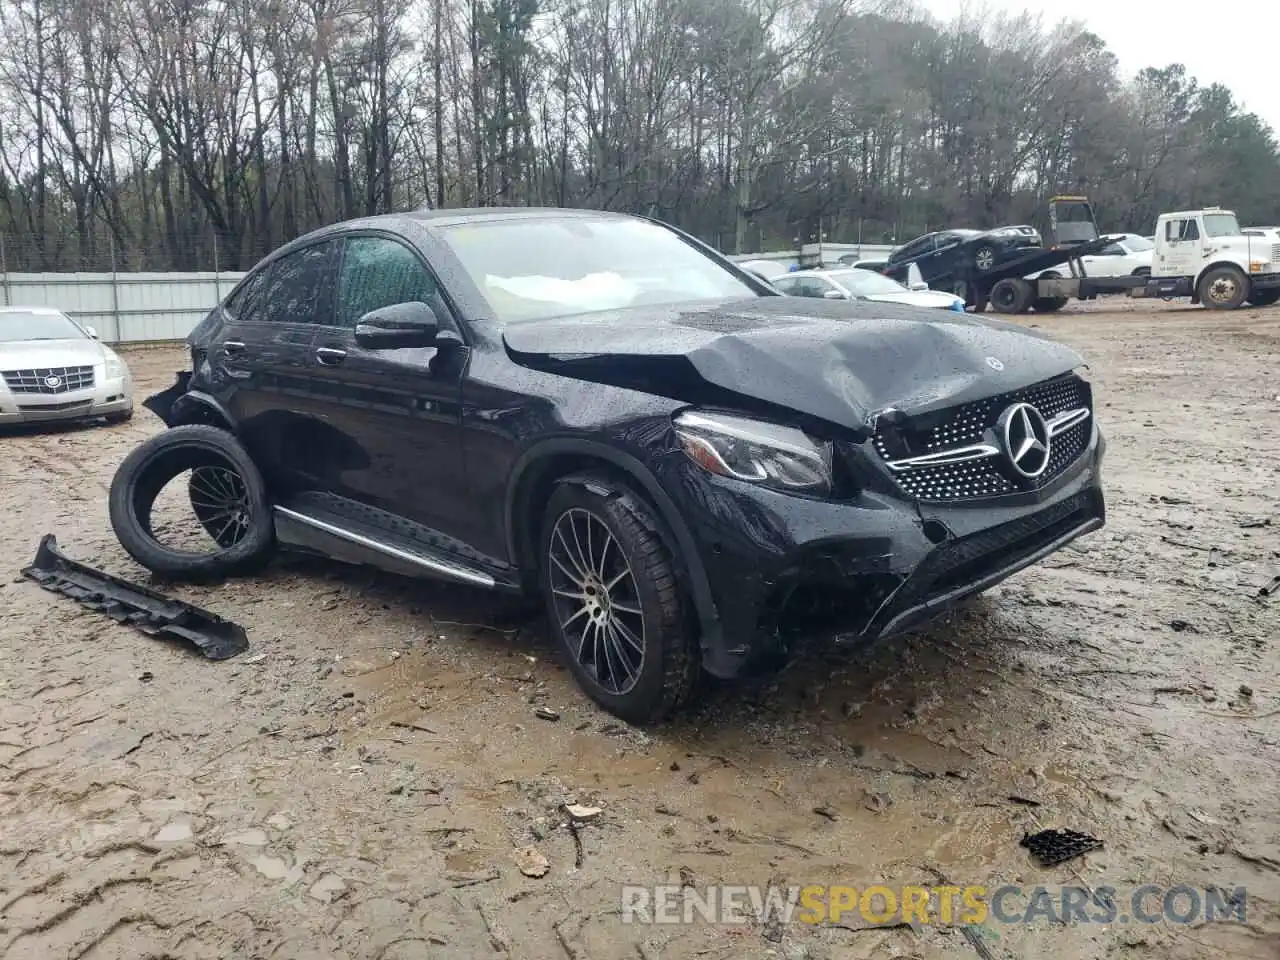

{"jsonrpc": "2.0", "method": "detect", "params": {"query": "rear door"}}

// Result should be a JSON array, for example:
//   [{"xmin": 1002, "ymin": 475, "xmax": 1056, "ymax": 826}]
[
  {"xmin": 1079, "ymin": 241, "xmax": 1126, "ymax": 278},
  {"xmin": 206, "ymin": 240, "xmax": 338, "ymax": 492}
]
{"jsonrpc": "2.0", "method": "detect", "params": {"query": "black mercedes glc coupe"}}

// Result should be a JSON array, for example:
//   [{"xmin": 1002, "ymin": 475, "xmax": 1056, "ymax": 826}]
[{"xmin": 113, "ymin": 208, "xmax": 1106, "ymax": 722}]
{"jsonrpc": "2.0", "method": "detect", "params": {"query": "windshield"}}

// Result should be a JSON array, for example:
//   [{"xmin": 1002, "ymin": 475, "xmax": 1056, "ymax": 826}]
[
  {"xmin": 1124, "ymin": 236, "xmax": 1154, "ymax": 252},
  {"xmin": 436, "ymin": 216, "xmax": 758, "ymax": 323},
  {"xmin": 1203, "ymin": 213, "xmax": 1242, "ymax": 238},
  {"xmin": 827, "ymin": 269, "xmax": 909, "ymax": 296},
  {"xmin": 0, "ymin": 311, "xmax": 85, "ymax": 343}
]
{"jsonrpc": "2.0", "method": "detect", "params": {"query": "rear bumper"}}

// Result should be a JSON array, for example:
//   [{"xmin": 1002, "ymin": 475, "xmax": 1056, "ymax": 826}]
[
  {"xmin": 658, "ymin": 424, "xmax": 1106, "ymax": 678},
  {"xmin": 0, "ymin": 380, "xmax": 133, "ymax": 425}
]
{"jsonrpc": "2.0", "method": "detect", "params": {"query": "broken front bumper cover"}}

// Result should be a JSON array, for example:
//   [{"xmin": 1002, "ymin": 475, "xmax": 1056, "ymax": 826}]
[{"xmin": 22, "ymin": 534, "xmax": 249, "ymax": 660}]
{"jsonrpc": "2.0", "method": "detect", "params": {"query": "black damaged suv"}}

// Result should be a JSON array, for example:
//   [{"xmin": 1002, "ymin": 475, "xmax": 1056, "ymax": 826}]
[{"xmin": 113, "ymin": 208, "xmax": 1106, "ymax": 722}]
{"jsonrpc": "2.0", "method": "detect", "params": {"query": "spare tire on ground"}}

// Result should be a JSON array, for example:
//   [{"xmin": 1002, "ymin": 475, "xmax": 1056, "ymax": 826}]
[{"xmin": 109, "ymin": 425, "xmax": 276, "ymax": 581}]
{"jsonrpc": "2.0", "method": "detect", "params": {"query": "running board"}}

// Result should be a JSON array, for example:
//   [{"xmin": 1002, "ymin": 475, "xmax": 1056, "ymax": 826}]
[{"xmin": 273, "ymin": 505, "xmax": 499, "ymax": 589}]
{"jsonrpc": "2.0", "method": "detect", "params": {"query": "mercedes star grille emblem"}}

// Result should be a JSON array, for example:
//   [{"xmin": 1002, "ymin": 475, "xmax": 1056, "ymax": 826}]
[
  {"xmin": 44, "ymin": 375, "xmax": 62, "ymax": 388},
  {"xmin": 999, "ymin": 402, "xmax": 1051, "ymax": 478},
  {"xmin": 985, "ymin": 356, "xmax": 1004, "ymax": 371}
]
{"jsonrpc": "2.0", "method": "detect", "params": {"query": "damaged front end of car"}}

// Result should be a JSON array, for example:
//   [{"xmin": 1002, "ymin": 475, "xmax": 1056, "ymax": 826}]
[{"xmin": 504, "ymin": 297, "xmax": 1106, "ymax": 676}]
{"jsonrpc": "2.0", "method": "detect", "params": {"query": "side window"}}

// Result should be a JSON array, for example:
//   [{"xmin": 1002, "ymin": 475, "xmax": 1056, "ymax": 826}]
[
  {"xmin": 899, "ymin": 237, "xmax": 929, "ymax": 260},
  {"xmin": 1181, "ymin": 219, "xmax": 1200, "ymax": 241},
  {"xmin": 224, "ymin": 268, "xmax": 270, "ymax": 323},
  {"xmin": 335, "ymin": 236, "xmax": 440, "ymax": 329},
  {"xmin": 1166, "ymin": 219, "xmax": 1200, "ymax": 242},
  {"xmin": 260, "ymin": 241, "xmax": 337, "ymax": 325},
  {"xmin": 1099, "ymin": 243, "xmax": 1123, "ymax": 256},
  {"xmin": 793, "ymin": 277, "xmax": 832, "ymax": 298}
]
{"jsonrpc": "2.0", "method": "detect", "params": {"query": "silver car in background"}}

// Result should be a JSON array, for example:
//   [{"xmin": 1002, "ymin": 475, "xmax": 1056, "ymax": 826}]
[{"xmin": 0, "ymin": 307, "xmax": 134, "ymax": 426}]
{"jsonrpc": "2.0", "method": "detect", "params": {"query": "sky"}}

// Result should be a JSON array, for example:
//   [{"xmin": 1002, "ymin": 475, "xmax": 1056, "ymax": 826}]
[{"xmin": 916, "ymin": 0, "xmax": 1280, "ymax": 137}]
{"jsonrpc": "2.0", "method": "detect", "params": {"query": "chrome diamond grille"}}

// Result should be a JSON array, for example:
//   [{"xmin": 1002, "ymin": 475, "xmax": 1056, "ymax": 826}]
[
  {"xmin": 2, "ymin": 365, "xmax": 95, "ymax": 395},
  {"xmin": 872, "ymin": 374, "xmax": 1092, "ymax": 503}
]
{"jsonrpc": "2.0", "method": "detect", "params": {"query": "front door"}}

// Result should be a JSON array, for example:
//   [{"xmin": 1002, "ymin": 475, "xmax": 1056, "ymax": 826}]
[
  {"xmin": 1159, "ymin": 217, "xmax": 1203, "ymax": 279},
  {"xmin": 303, "ymin": 233, "xmax": 471, "ymax": 549},
  {"xmin": 207, "ymin": 240, "xmax": 337, "ymax": 493}
]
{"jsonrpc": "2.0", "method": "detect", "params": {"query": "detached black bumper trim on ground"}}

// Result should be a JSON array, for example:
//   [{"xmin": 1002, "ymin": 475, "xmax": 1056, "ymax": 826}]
[{"xmin": 21, "ymin": 534, "xmax": 249, "ymax": 660}]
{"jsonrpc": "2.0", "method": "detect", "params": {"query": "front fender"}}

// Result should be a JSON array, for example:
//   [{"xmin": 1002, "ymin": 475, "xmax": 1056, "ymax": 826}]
[{"xmin": 503, "ymin": 437, "xmax": 727, "ymax": 671}]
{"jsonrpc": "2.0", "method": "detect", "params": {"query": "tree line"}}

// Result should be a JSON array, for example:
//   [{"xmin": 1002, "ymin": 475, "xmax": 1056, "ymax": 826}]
[{"xmin": 1, "ymin": 0, "xmax": 1278, "ymax": 272}]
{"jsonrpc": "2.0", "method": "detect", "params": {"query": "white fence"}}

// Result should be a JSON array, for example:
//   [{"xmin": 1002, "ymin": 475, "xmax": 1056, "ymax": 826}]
[
  {"xmin": 1, "ymin": 271, "xmax": 247, "ymax": 344},
  {"xmin": 1, "ymin": 241, "xmax": 897, "ymax": 345}
]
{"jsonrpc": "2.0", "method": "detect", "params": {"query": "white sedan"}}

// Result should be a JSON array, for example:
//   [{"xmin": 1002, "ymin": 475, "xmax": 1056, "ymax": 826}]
[
  {"xmin": 0, "ymin": 307, "xmax": 134, "ymax": 426},
  {"xmin": 772, "ymin": 267, "xmax": 966, "ymax": 311},
  {"xmin": 1029, "ymin": 234, "xmax": 1154, "ymax": 280}
]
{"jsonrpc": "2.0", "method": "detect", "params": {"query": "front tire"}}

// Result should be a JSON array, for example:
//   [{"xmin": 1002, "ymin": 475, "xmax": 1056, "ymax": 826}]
[
  {"xmin": 109, "ymin": 425, "xmax": 276, "ymax": 581},
  {"xmin": 540, "ymin": 475, "xmax": 700, "ymax": 724},
  {"xmin": 973, "ymin": 245, "xmax": 997, "ymax": 271},
  {"xmin": 1198, "ymin": 265, "xmax": 1249, "ymax": 310}
]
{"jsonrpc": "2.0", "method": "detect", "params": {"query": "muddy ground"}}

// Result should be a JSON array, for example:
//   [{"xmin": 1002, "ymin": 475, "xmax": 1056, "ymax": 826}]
[{"xmin": 1, "ymin": 301, "xmax": 1277, "ymax": 960}]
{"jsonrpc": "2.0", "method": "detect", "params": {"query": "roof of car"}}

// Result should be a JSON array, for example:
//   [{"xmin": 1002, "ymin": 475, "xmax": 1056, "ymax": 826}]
[
  {"xmin": 325, "ymin": 206, "xmax": 637, "ymax": 232},
  {"xmin": 0, "ymin": 305, "xmax": 65, "ymax": 315}
]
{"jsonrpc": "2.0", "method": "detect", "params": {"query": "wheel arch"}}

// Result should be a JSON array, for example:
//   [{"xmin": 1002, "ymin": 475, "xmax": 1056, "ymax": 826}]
[
  {"xmin": 169, "ymin": 391, "xmax": 236, "ymax": 432},
  {"xmin": 1194, "ymin": 260, "xmax": 1251, "ymax": 289},
  {"xmin": 504, "ymin": 438, "xmax": 722, "ymax": 650}
]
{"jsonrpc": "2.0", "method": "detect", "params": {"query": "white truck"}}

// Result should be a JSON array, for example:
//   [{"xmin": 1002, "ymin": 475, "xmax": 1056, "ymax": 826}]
[{"xmin": 1132, "ymin": 208, "xmax": 1280, "ymax": 308}]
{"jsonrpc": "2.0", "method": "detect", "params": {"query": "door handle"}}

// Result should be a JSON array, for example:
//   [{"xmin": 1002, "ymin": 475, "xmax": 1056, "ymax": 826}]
[
  {"xmin": 223, "ymin": 340, "xmax": 246, "ymax": 355},
  {"xmin": 315, "ymin": 346, "xmax": 347, "ymax": 366}
]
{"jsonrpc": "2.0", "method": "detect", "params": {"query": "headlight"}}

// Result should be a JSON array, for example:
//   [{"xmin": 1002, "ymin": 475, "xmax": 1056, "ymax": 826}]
[
  {"xmin": 103, "ymin": 350, "xmax": 125, "ymax": 379},
  {"xmin": 673, "ymin": 410, "xmax": 832, "ymax": 495}
]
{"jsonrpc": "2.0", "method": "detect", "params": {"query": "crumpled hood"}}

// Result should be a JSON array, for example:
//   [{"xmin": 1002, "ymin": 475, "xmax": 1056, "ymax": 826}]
[
  {"xmin": 0, "ymin": 338, "xmax": 105, "ymax": 369},
  {"xmin": 502, "ymin": 296, "xmax": 1084, "ymax": 433}
]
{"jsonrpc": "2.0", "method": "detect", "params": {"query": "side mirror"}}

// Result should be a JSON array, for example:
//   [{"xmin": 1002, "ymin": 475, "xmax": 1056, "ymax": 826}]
[
  {"xmin": 84, "ymin": 324, "xmax": 99, "ymax": 339},
  {"xmin": 354, "ymin": 301, "xmax": 440, "ymax": 350},
  {"xmin": 822, "ymin": 289, "xmax": 845, "ymax": 300},
  {"xmin": 909, "ymin": 281, "xmax": 929, "ymax": 291}
]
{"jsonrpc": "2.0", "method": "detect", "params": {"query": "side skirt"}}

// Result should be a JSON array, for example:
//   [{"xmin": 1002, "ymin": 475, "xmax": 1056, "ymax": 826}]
[{"xmin": 273, "ymin": 492, "xmax": 521, "ymax": 593}]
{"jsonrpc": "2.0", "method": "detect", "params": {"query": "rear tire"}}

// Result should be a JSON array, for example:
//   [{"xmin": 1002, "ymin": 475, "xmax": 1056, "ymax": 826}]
[
  {"xmin": 1198, "ymin": 265, "xmax": 1249, "ymax": 310},
  {"xmin": 109, "ymin": 425, "xmax": 275, "ymax": 581},
  {"xmin": 989, "ymin": 277, "xmax": 1034, "ymax": 314},
  {"xmin": 1032, "ymin": 271, "xmax": 1068, "ymax": 312},
  {"xmin": 540, "ymin": 475, "xmax": 701, "ymax": 724}
]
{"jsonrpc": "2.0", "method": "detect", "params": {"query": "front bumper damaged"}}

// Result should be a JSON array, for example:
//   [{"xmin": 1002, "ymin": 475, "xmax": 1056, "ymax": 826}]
[{"xmin": 656, "ymin": 422, "xmax": 1105, "ymax": 679}]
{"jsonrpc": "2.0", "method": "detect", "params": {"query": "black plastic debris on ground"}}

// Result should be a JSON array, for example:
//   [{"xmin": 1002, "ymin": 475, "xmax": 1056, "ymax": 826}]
[
  {"xmin": 1020, "ymin": 828, "xmax": 1103, "ymax": 867},
  {"xmin": 21, "ymin": 534, "xmax": 248, "ymax": 660}
]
